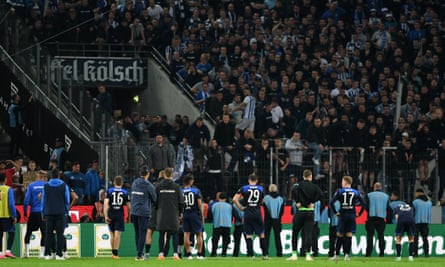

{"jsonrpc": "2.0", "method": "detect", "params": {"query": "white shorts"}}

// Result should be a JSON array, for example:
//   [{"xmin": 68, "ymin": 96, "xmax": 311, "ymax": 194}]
[{"xmin": 236, "ymin": 118, "xmax": 255, "ymax": 131}]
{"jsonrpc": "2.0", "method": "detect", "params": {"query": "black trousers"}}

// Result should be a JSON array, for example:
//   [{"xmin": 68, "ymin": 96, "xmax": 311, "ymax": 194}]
[
  {"xmin": 132, "ymin": 215, "xmax": 149, "ymax": 258},
  {"xmin": 45, "ymin": 215, "xmax": 66, "ymax": 257},
  {"xmin": 211, "ymin": 227, "xmax": 230, "ymax": 256},
  {"xmin": 25, "ymin": 212, "xmax": 46, "ymax": 246},
  {"xmin": 292, "ymin": 211, "xmax": 314, "ymax": 254},
  {"xmin": 366, "ymin": 217, "xmax": 386, "ymax": 256},
  {"xmin": 414, "ymin": 223, "xmax": 429, "ymax": 256},
  {"xmin": 328, "ymin": 225, "xmax": 337, "ymax": 257},
  {"xmin": 159, "ymin": 231, "xmax": 179, "ymax": 256},
  {"xmin": 232, "ymin": 225, "xmax": 243, "ymax": 257},
  {"xmin": 264, "ymin": 218, "xmax": 283, "ymax": 256},
  {"xmin": 311, "ymin": 222, "xmax": 320, "ymax": 255}
]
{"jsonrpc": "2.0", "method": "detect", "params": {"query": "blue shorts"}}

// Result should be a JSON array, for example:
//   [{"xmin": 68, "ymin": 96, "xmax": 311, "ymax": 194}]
[
  {"xmin": 182, "ymin": 212, "xmax": 203, "ymax": 233},
  {"xmin": 243, "ymin": 215, "xmax": 264, "ymax": 235},
  {"xmin": 108, "ymin": 213, "xmax": 125, "ymax": 232},
  {"xmin": 395, "ymin": 220, "xmax": 416, "ymax": 237},
  {"xmin": 337, "ymin": 213, "xmax": 357, "ymax": 234}
]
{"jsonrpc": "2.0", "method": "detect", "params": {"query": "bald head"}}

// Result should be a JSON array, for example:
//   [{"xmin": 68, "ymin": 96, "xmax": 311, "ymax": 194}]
[{"xmin": 374, "ymin": 182, "xmax": 382, "ymax": 191}]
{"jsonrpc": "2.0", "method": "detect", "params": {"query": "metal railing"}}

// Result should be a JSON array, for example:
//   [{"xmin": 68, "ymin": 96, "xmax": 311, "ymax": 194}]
[{"xmin": 93, "ymin": 138, "xmax": 440, "ymax": 203}]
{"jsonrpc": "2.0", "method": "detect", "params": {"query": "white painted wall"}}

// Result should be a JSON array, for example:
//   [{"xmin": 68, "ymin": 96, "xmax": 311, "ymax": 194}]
[{"xmin": 135, "ymin": 58, "xmax": 214, "ymax": 136}]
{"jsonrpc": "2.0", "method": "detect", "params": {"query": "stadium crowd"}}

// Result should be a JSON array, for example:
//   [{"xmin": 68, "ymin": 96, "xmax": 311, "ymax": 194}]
[
  {"xmin": 2, "ymin": 0, "xmax": 445, "ymax": 205},
  {"xmin": 1, "ymin": 0, "xmax": 444, "ymax": 261}
]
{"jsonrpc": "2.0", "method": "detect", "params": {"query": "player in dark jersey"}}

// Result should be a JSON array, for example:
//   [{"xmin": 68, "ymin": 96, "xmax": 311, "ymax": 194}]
[
  {"xmin": 287, "ymin": 169, "xmax": 324, "ymax": 261},
  {"xmin": 393, "ymin": 201, "xmax": 416, "ymax": 261},
  {"xmin": 330, "ymin": 176, "xmax": 366, "ymax": 261},
  {"xmin": 181, "ymin": 174, "xmax": 204, "ymax": 259},
  {"xmin": 104, "ymin": 176, "xmax": 130, "ymax": 259},
  {"xmin": 233, "ymin": 173, "xmax": 267, "ymax": 259}
]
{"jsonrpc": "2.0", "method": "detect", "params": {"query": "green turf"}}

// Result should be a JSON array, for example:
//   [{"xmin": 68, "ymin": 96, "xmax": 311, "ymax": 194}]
[{"xmin": 1, "ymin": 256, "xmax": 443, "ymax": 267}]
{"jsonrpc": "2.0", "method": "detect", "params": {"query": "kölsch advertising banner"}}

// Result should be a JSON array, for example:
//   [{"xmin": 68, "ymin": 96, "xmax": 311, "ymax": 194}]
[{"xmin": 50, "ymin": 57, "xmax": 147, "ymax": 88}]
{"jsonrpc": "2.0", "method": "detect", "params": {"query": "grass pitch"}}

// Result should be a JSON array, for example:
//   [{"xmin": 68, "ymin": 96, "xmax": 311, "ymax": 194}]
[{"xmin": 1, "ymin": 256, "xmax": 442, "ymax": 267}]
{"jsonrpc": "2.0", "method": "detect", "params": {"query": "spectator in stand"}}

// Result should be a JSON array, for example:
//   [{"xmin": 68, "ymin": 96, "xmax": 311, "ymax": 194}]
[
  {"xmin": 147, "ymin": 0, "xmax": 164, "ymax": 20},
  {"xmin": 4, "ymin": 157, "xmax": 24, "ymax": 187},
  {"xmin": 95, "ymin": 84, "xmax": 112, "ymax": 115},
  {"xmin": 397, "ymin": 139, "xmax": 417, "ymax": 202},
  {"xmin": 205, "ymin": 139, "xmax": 224, "ymax": 200},
  {"xmin": 175, "ymin": 137, "xmax": 194, "ymax": 178},
  {"xmin": 285, "ymin": 131, "xmax": 305, "ymax": 200},
  {"xmin": 184, "ymin": 117, "xmax": 211, "ymax": 174},
  {"xmin": 130, "ymin": 17, "xmax": 146, "ymax": 53},
  {"xmin": 22, "ymin": 160, "xmax": 38, "ymax": 191},
  {"xmin": 207, "ymin": 88, "xmax": 225, "ymax": 121},
  {"xmin": 64, "ymin": 161, "xmax": 86, "ymax": 204},
  {"xmin": 49, "ymin": 138, "xmax": 67, "ymax": 171},
  {"xmin": 213, "ymin": 114, "xmax": 237, "ymax": 175},
  {"xmin": 8, "ymin": 94, "xmax": 32, "ymax": 157},
  {"xmin": 236, "ymin": 87, "xmax": 256, "ymax": 138},
  {"xmin": 236, "ymin": 129, "xmax": 256, "ymax": 182},
  {"xmin": 306, "ymin": 117, "xmax": 325, "ymax": 179},
  {"xmin": 85, "ymin": 160, "xmax": 100, "ymax": 205},
  {"xmin": 194, "ymin": 82, "xmax": 211, "ymax": 115},
  {"xmin": 148, "ymin": 134, "xmax": 175, "ymax": 180}
]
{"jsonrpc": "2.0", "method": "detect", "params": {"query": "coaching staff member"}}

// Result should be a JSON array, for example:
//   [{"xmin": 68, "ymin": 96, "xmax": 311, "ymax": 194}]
[
  {"xmin": 131, "ymin": 166, "xmax": 157, "ymax": 261},
  {"xmin": 365, "ymin": 182, "xmax": 389, "ymax": 257},
  {"xmin": 41, "ymin": 169, "xmax": 70, "ymax": 260}
]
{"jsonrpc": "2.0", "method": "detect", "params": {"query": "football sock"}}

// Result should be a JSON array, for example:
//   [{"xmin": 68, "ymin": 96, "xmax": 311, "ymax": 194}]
[
  {"xmin": 409, "ymin": 242, "xmax": 414, "ymax": 256},
  {"xmin": 246, "ymin": 238, "xmax": 253, "ymax": 256},
  {"xmin": 344, "ymin": 236, "xmax": 352, "ymax": 255},
  {"xmin": 112, "ymin": 249, "xmax": 117, "ymax": 256},
  {"xmin": 145, "ymin": 244, "xmax": 151, "ymax": 254},
  {"xmin": 260, "ymin": 238, "xmax": 266, "ymax": 256},
  {"xmin": 335, "ymin": 237, "xmax": 343, "ymax": 255},
  {"xmin": 396, "ymin": 244, "xmax": 401, "ymax": 257}
]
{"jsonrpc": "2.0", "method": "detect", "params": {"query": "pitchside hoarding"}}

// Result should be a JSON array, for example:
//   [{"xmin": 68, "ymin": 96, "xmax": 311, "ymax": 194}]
[
  {"xmin": 19, "ymin": 224, "xmax": 81, "ymax": 257},
  {"xmin": 50, "ymin": 57, "xmax": 147, "ymax": 88},
  {"xmin": 16, "ymin": 224, "xmax": 445, "ymax": 257}
]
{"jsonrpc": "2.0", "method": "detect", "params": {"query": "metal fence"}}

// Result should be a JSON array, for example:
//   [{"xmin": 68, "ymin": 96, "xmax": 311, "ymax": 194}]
[{"xmin": 94, "ymin": 140, "xmax": 440, "ymax": 203}]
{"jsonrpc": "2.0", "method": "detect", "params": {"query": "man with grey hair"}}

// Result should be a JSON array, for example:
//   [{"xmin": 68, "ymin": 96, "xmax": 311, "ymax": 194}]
[{"xmin": 263, "ymin": 184, "xmax": 284, "ymax": 257}]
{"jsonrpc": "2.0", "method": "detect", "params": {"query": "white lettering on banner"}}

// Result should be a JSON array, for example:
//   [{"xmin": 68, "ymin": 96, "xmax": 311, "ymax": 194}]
[
  {"xmin": 83, "ymin": 60, "xmax": 143, "ymax": 85},
  {"xmin": 384, "ymin": 236, "xmax": 395, "ymax": 254},
  {"xmin": 431, "ymin": 236, "xmax": 445, "ymax": 255},
  {"xmin": 50, "ymin": 58, "xmax": 144, "ymax": 86},
  {"xmin": 351, "ymin": 235, "xmax": 367, "ymax": 255},
  {"xmin": 200, "ymin": 230, "xmax": 445, "ymax": 256}
]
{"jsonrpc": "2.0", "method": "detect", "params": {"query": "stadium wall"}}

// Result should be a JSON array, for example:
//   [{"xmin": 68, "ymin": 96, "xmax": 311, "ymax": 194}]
[
  {"xmin": 0, "ymin": 63, "xmax": 98, "ymax": 168},
  {"xmin": 7, "ymin": 223, "xmax": 445, "ymax": 258},
  {"xmin": 141, "ymin": 57, "xmax": 215, "ymax": 136}
]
